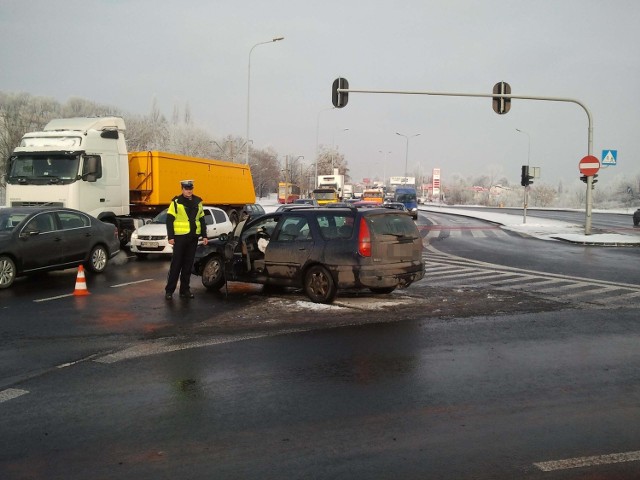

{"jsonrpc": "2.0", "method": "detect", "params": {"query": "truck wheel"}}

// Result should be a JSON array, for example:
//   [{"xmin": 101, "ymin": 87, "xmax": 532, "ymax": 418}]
[
  {"xmin": 304, "ymin": 265, "xmax": 337, "ymax": 303},
  {"xmin": 228, "ymin": 209, "xmax": 239, "ymax": 228},
  {"xmin": 201, "ymin": 255, "xmax": 225, "ymax": 291},
  {"xmin": 0, "ymin": 255, "xmax": 16, "ymax": 289},
  {"xmin": 86, "ymin": 245, "xmax": 108, "ymax": 273},
  {"xmin": 102, "ymin": 218, "xmax": 128, "ymax": 248}
]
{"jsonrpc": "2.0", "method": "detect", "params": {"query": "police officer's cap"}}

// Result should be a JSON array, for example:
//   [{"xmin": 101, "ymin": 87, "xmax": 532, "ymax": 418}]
[{"xmin": 180, "ymin": 180, "xmax": 194, "ymax": 189}]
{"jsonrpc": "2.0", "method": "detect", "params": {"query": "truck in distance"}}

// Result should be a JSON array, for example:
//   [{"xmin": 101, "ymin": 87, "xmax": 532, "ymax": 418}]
[
  {"xmin": 312, "ymin": 169, "xmax": 345, "ymax": 205},
  {"xmin": 5, "ymin": 117, "xmax": 256, "ymax": 245}
]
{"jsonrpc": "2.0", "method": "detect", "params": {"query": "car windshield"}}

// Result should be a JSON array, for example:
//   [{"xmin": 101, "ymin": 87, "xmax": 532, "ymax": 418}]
[
  {"xmin": 0, "ymin": 212, "xmax": 29, "ymax": 232},
  {"xmin": 151, "ymin": 210, "xmax": 168, "ymax": 224}
]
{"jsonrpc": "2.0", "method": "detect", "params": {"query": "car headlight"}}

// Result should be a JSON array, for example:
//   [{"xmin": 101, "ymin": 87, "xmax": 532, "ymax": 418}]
[{"xmin": 131, "ymin": 232, "xmax": 138, "ymax": 241}]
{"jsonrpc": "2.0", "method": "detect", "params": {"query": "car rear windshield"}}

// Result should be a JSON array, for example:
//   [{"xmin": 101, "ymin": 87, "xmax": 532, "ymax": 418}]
[{"xmin": 367, "ymin": 213, "xmax": 419, "ymax": 238}]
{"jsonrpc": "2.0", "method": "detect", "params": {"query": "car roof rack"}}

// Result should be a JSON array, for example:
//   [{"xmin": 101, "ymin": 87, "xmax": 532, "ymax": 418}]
[{"xmin": 324, "ymin": 203, "xmax": 358, "ymax": 212}]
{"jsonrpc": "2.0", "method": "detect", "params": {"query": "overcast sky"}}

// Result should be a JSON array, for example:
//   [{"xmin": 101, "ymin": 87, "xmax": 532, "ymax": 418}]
[{"xmin": 2, "ymin": 0, "xmax": 638, "ymax": 188}]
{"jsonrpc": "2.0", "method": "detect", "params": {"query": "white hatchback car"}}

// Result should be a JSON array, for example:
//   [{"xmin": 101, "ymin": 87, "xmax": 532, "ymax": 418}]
[{"xmin": 130, "ymin": 206, "xmax": 233, "ymax": 257}]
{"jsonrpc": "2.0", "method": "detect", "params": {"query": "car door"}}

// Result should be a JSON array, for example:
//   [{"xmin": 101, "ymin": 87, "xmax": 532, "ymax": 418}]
[
  {"xmin": 264, "ymin": 214, "xmax": 314, "ymax": 281},
  {"xmin": 204, "ymin": 208, "xmax": 231, "ymax": 238},
  {"xmin": 19, "ymin": 212, "xmax": 63, "ymax": 272},
  {"xmin": 58, "ymin": 211, "xmax": 92, "ymax": 263}
]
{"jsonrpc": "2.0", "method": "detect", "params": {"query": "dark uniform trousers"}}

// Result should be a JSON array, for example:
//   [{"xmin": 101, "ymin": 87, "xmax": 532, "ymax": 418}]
[{"xmin": 165, "ymin": 233, "xmax": 199, "ymax": 294}]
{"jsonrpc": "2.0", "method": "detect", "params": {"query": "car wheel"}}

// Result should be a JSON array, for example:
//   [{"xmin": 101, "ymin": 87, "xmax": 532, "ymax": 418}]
[
  {"xmin": 0, "ymin": 255, "xmax": 16, "ymax": 289},
  {"xmin": 86, "ymin": 245, "xmax": 108, "ymax": 273},
  {"xmin": 369, "ymin": 286, "xmax": 396, "ymax": 294},
  {"xmin": 304, "ymin": 265, "xmax": 337, "ymax": 304},
  {"xmin": 201, "ymin": 255, "xmax": 225, "ymax": 291}
]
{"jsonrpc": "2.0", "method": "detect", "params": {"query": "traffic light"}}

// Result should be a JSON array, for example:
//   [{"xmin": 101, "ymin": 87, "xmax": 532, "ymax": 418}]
[
  {"xmin": 580, "ymin": 174, "xmax": 598, "ymax": 189},
  {"xmin": 521, "ymin": 165, "xmax": 532, "ymax": 186},
  {"xmin": 332, "ymin": 77, "xmax": 349, "ymax": 108},
  {"xmin": 492, "ymin": 81, "xmax": 511, "ymax": 114}
]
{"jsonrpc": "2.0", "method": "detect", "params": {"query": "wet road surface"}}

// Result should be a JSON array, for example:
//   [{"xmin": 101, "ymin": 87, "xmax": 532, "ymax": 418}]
[{"xmin": 2, "ymin": 308, "xmax": 640, "ymax": 479}]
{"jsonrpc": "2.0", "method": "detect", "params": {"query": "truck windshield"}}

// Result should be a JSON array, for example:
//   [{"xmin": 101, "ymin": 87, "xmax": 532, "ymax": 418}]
[
  {"xmin": 313, "ymin": 191, "xmax": 336, "ymax": 200},
  {"xmin": 395, "ymin": 192, "xmax": 417, "ymax": 202},
  {"xmin": 8, "ymin": 154, "xmax": 81, "ymax": 185}
]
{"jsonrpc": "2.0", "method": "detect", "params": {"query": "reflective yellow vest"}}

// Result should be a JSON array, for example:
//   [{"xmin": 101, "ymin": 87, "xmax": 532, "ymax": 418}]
[{"xmin": 167, "ymin": 198, "xmax": 204, "ymax": 236}]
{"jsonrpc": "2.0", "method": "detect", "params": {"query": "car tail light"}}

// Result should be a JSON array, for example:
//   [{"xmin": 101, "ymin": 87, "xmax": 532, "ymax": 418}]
[{"xmin": 358, "ymin": 217, "xmax": 371, "ymax": 257}]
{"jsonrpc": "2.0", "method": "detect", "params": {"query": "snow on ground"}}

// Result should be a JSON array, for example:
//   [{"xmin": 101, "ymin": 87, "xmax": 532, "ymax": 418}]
[{"xmin": 418, "ymin": 205, "xmax": 640, "ymax": 246}]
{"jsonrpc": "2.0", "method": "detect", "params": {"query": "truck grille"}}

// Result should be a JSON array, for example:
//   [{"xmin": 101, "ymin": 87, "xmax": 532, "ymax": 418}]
[{"xmin": 11, "ymin": 201, "xmax": 64, "ymax": 207}]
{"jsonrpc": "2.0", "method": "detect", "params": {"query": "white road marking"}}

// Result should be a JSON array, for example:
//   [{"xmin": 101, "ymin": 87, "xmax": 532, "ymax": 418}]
[
  {"xmin": 94, "ymin": 333, "xmax": 280, "ymax": 364},
  {"xmin": 0, "ymin": 388, "xmax": 29, "ymax": 403},
  {"xmin": 31, "ymin": 279, "xmax": 154, "ymax": 302},
  {"xmin": 56, "ymin": 352, "xmax": 104, "ymax": 369},
  {"xmin": 34, "ymin": 294, "xmax": 74, "ymax": 302},
  {"xmin": 110, "ymin": 279, "xmax": 154, "ymax": 288},
  {"xmin": 534, "ymin": 450, "xmax": 640, "ymax": 471}
]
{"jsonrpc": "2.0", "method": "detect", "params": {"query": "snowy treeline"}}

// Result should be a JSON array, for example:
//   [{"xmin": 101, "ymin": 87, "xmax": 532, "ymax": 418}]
[{"xmin": 1, "ymin": 92, "xmax": 639, "ymax": 207}]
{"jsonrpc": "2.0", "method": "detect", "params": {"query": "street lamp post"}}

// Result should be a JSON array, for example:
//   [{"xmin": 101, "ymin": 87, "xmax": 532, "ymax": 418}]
[
  {"xmin": 396, "ymin": 132, "xmax": 420, "ymax": 181},
  {"xmin": 516, "ymin": 128, "xmax": 530, "ymax": 224},
  {"xmin": 378, "ymin": 150, "xmax": 390, "ymax": 185},
  {"xmin": 331, "ymin": 128, "xmax": 349, "ymax": 170},
  {"xmin": 315, "ymin": 106, "xmax": 335, "ymax": 188},
  {"xmin": 245, "ymin": 36, "xmax": 284, "ymax": 165}
]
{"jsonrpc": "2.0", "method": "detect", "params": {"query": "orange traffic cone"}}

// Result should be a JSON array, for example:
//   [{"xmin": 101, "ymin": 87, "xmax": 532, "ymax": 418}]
[{"xmin": 73, "ymin": 265, "xmax": 90, "ymax": 296}]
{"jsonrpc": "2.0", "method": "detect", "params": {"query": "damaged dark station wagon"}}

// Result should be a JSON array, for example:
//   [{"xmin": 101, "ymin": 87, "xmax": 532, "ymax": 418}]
[{"xmin": 192, "ymin": 206, "xmax": 425, "ymax": 303}]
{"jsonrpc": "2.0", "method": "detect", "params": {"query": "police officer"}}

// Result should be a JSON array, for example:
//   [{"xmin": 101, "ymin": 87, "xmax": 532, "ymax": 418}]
[{"xmin": 164, "ymin": 180, "xmax": 208, "ymax": 299}]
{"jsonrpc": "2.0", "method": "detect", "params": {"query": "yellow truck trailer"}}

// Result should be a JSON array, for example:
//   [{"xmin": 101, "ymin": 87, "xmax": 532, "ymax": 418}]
[{"xmin": 128, "ymin": 151, "xmax": 255, "ymax": 223}]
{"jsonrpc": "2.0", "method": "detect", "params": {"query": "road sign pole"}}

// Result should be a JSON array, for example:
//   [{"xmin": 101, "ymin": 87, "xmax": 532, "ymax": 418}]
[
  {"xmin": 579, "ymin": 155, "xmax": 600, "ymax": 236},
  {"xmin": 585, "ymin": 176, "xmax": 593, "ymax": 235}
]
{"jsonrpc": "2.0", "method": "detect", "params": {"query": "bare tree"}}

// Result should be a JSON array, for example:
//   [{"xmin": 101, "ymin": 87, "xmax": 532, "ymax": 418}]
[
  {"xmin": 0, "ymin": 92, "xmax": 61, "ymax": 183},
  {"xmin": 529, "ymin": 184, "xmax": 556, "ymax": 207},
  {"xmin": 251, "ymin": 148, "xmax": 279, "ymax": 198},
  {"xmin": 0, "ymin": 91, "xmax": 317, "ymax": 203},
  {"xmin": 315, "ymin": 145, "xmax": 350, "ymax": 180}
]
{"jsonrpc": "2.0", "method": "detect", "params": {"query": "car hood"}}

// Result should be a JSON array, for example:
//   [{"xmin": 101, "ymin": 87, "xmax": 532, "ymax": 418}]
[{"xmin": 134, "ymin": 223, "xmax": 167, "ymax": 236}]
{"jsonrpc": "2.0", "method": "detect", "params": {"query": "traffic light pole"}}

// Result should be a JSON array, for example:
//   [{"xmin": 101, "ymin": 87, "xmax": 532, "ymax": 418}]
[{"xmin": 335, "ymin": 84, "xmax": 595, "ymax": 234}]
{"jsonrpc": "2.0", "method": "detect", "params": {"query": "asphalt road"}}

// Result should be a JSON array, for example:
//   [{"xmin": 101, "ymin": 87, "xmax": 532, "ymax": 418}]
[
  {"xmin": 2, "ymin": 308, "xmax": 639, "ymax": 479},
  {"xmin": 419, "ymin": 209, "xmax": 640, "ymax": 285},
  {"xmin": 2, "ymin": 209, "xmax": 640, "ymax": 478}
]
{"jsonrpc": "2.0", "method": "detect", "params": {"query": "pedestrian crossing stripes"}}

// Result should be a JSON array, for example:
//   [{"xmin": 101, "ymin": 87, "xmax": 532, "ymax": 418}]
[
  {"xmin": 421, "ymin": 246, "xmax": 640, "ymax": 308},
  {"xmin": 417, "ymin": 224, "xmax": 513, "ymax": 240}
]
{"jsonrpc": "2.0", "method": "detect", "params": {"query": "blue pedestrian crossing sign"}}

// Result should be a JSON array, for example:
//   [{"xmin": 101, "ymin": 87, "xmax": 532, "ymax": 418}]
[{"xmin": 602, "ymin": 149, "xmax": 617, "ymax": 166}]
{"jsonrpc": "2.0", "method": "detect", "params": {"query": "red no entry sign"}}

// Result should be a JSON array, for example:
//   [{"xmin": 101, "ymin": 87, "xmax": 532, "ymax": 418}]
[{"xmin": 579, "ymin": 155, "xmax": 600, "ymax": 176}]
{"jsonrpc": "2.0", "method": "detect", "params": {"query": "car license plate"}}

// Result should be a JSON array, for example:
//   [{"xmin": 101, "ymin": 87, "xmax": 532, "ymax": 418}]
[{"xmin": 141, "ymin": 241, "xmax": 159, "ymax": 248}]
